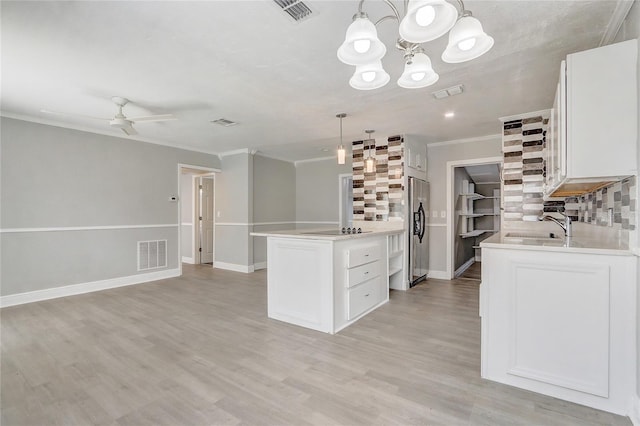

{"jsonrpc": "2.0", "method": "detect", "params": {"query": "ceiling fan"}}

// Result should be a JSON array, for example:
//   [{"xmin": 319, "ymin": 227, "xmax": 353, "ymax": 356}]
[{"xmin": 41, "ymin": 96, "xmax": 176, "ymax": 136}]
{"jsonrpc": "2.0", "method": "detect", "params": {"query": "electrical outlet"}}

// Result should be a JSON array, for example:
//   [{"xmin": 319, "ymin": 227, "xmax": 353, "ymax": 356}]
[
  {"xmin": 432, "ymin": 210, "xmax": 438, "ymax": 218},
  {"xmin": 440, "ymin": 210, "xmax": 446, "ymax": 218}
]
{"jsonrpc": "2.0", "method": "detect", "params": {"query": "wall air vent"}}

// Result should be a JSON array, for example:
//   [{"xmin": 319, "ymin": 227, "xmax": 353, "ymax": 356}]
[
  {"xmin": 432, "ymin": 84, "xmax": 464, "ymax": 99},
  {"xmin": 273, "ymin": 0, "xmax": 313, "ymax": 22},
  {"xmin": 138, "ymin": 240, "xmax": 167, "ymax": 271},
  {"xmin": 211, "ymin": 118, "xmax": 238, "ymax": 127}
]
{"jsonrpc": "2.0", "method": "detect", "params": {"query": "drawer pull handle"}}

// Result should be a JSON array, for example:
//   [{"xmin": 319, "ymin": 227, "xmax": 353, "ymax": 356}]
[
  {"xmin": 364, "ymin": 293, "xmax": 370, "ymax": 297},
  {"xmin": 364, "ymin": 271, "xmax": 369, "ymax": 274},
  {"xmin": 364, "ymin": 254, "xmax": 369, "ymax": 257}
]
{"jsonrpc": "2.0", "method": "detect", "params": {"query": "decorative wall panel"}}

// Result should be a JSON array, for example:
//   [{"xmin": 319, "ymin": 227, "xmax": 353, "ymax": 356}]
[{"xmin": 353, "ymin": 136, "xmax": 404, "ymax": 222}]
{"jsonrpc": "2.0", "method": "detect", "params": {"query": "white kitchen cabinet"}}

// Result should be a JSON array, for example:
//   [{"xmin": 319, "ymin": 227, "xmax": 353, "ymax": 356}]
[
  {"xmin": 544, "ymin": 39, "xmax": 638, "ymax": 198},
  {"xmin": 266, "ymin": 234, "xmax": 389, "ymax": 334},
  {"xmin": 480, "ymin": 246, "xmax": 637, "ymax": 415},
  {"xmin": 404, "ymin": 135, "xmax": 427, "ymax": 179}
]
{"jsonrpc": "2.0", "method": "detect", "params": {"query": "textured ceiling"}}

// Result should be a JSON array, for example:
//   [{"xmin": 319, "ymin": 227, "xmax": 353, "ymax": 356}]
[{"xmin": 0, "ymin": 0, "xmax": 622, "ymax": 162}]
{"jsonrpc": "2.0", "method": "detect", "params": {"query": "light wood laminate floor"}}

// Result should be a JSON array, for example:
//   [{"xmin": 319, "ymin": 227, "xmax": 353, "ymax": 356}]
[{"xmin": 1, "ymin": 264, "xmax": 631, "ymax": 425}]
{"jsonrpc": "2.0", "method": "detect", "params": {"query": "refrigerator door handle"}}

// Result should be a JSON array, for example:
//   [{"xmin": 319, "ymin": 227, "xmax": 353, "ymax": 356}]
[{"xmin": 418, "ymin": 202, "xmax": 426, "ymax": 243}]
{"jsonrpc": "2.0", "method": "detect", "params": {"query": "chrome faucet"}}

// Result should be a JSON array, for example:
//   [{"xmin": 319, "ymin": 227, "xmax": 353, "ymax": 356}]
[{"xmin": 538, "ymin": 211, "xmax": 572, "ymax": 237}]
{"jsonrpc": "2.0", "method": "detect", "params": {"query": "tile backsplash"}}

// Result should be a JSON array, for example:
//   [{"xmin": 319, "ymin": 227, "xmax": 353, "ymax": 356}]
[
  {"xmin": 352, "ymin": 136, "xmax": 404, "ymax": 222},
  {"xmin": 503, "ymin": 111, "xmax": 637, "ymax": 237},
  {"xmin": 547, "ymin": 177, "xmax": 637, "ymax": 231}
]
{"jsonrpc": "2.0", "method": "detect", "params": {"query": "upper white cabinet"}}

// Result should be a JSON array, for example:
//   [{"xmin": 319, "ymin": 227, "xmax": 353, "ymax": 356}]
[
  {"xmin": 544, "ymin": 39, "xmax": 638, "ymax": 198},
  {"xmin": 404, "ymin": 135, "xmax": 427, "ymax": 179}
]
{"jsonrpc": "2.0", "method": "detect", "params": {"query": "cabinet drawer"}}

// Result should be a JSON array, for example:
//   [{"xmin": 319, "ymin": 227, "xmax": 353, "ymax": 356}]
[
  {"xmin": 347, "ymin": 260, "xmax": 381, "ymax": 288},
  {"xmin": 346, "ymin": 245, "xmax": 381, "ymax": 268},
  {"xmin": 347, "ymin": 278, "xmax": 380, "ymax": 320}
]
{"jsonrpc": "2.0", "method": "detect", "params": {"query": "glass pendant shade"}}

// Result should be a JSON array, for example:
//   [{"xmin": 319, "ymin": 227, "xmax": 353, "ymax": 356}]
[
  {"xmin": 397, "ymin": 52, "xmax": 439, "ymax": 89},
  {"xmin": 365, "ymin": 156, "xmax": 376, "ymax": 173},
  {"xmin": 337, "ymin": 16, "xmax": 387, "ymax": 65},
  {"xmin": 337, "ymin": 145, "xmax": 346, "ymax": 164},
  {"xmin": 349, "ymin": 61, "xmax": 390, "ymax": 90},
  {"xmin": 442, "ymin": 15, "xmax": 494, "ymax": 63},
  {"xmin": 399, "ymin": 0, "xmax": 458, "ymax": 43}
]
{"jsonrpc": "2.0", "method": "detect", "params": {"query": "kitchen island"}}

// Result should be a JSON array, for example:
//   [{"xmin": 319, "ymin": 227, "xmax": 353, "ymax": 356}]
[
  {"xmin": 251, "ymin": 228, "xmax": 404, "ymax": 334},
  {"xmin": 479, "ymin": 230, "xmax": 636, "ymax": 415}
]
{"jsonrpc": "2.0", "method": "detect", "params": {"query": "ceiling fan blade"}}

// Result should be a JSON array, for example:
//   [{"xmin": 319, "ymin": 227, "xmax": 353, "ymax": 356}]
[
  {"xmin": 130, "ymin": 114, "xmax": 176, "ymax": 123},
  {"xmin": 41, "ymin": 109, "xmax": 108, "ymax": 121},
  {"xmin": 121, "ymin": 126, "xmax": 138, "ymax": 136}
]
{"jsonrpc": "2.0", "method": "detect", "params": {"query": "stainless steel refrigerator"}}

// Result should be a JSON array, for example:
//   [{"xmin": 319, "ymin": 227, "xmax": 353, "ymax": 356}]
[{"xmin": 408, "ymin": 177, "xmax": 429, "ymax": 287}]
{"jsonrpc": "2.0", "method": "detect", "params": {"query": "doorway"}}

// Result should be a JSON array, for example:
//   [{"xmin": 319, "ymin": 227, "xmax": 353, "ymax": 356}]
[
  {"xmin": 178, "ymin": 164, "xmax": 218, "ymax": 270},
  {"xmin": 195, "ymin": 175, "xmax": 215, "ymax": 264},
  {"xmin": 446, "ymin": 157, "xmax": 502, "ymax": 279}
]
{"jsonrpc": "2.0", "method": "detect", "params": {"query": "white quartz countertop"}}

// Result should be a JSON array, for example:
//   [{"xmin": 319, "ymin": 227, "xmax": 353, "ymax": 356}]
[
  {"xmin": 250, "ymin": 228, "xmax": 404, "ymax": 241},
  {"xmin": 480, "ymin": 231, "xmax": 633, "ymax": 256}
]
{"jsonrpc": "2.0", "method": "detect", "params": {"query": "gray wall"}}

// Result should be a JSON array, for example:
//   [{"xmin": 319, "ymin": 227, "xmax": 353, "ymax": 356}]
[
  {"xmin": 214, "ymin": 152, "xmax": 254, "ymax": 268},
  {"xmin": 1, "ymin": 117, "xmax": 219, "ymax": 296},
  {"xmin": 427, "ymin": 136, "xmax": 502, "ymax": 275},
  {"xmin": 252, "ymin": 155, "xmax": 296, "ymax": 266},
  {"xmin": 614, "ymin": 0, "xmax": 640, "ymax": 400},
  {"xmin": 295, "ymin": 158, "xmax": 352, "ymax": 227},
  {"xmin": 180, "ymin": 173, "xmax": 194, "ymax": 259}
]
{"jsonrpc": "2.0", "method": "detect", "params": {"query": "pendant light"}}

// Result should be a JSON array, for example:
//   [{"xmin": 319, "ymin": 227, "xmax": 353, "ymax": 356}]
[
  {"xmin": 397, "ymin": 49, "xmax": 439, "ymax": 89},
  {"xmin": 349, "ymin": 60, "xmax": 390, "ymax": 90},
  {"xmin": 337, "ymin": 0, "xmax": 494, "ymax": 90},
  {"xmin": 364, "ymin": 129, "xmax": 376, "ymax": 173},
  {"xmin": 399, "ymin": 0, "xmax": 458, "ymax": 43},
  {"xmin": 337, "ymin": 12, "xmax": 387, "ymax": 66},
  {"xmin": 336, "ymin": 113, "xmax": 347, "ymax": 165},
  {"xmin": 441, "ymin": 12, "xmax": 494, "ymax": 63}
]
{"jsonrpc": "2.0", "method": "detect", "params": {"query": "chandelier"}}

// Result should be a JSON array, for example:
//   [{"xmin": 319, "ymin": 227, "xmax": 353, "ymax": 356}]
[{"xmin": 337, "ymin": 0, "xmax": 494, "ymax": 90}]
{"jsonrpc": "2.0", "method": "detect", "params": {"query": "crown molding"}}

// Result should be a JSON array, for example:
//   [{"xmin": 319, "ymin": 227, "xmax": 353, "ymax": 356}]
[
  {"xmin": 294, "ymin": 155, "xmax": 340, "ymax": 167},
  {"xmin": 499, "ymin": 109, "xmax": 551, "ymax": 122},
  {"xmin": 0, "ymin": 111, "xmax": 220, "ymax": 156},
  {"xmin": 427, "ymin": 133, "xmax": 501, "ymax": 148},
  {"xmin": 599, "ymin": 0, "xmax": 635, "ymax": 46}
]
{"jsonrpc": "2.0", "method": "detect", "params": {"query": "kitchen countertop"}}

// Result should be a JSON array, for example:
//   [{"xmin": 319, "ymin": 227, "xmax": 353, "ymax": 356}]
[
  {"xmin": 480, "ymin": 231, "xmax": 632, "ymax": 256},
  {"xmin": 250, "ymin": 228, "xmax": 404, "ymax": 241}
]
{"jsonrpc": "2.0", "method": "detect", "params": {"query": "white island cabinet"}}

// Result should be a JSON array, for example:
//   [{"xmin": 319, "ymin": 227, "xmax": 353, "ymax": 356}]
[
  {"xmin": 480, "ymin": 233, "xmax": 637, "ymax": 415},
  {"xmin": 254, "ymin": 229, "xmax": 404, "ymax": 334}
]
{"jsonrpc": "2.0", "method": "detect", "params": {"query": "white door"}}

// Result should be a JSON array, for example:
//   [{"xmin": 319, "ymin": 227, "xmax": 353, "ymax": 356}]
[{"xmin": 199, "ymin": 176, "xmax": 215, "ymax": 264}]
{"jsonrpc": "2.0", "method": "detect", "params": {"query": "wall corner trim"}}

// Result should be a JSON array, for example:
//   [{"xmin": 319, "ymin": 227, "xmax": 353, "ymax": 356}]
[
  {"xmin": 253, "ymin": 261, "xmax": 267, "ymax": 271},
  {"xmin": 630, "ymin": 394, "xmax": 640, "ymax": 426},
  {"xmin": 0, "ymin": 268, "xmax": 181, "ymax": 308}
]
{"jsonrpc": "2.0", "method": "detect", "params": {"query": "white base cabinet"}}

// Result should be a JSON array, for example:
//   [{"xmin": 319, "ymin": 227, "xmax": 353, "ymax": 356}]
[
  {"xmin": 266, "ymin": 234, "xmax": 390, "ymax": 334},
  {"xmin": 480, "ymin": 247, "xmax": 637, "ymax": 415}
]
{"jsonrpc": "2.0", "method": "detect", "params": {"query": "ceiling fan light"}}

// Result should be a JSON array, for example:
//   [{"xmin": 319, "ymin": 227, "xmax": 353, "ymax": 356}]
[
  {"xmin": 442, "ymin": 15, "xmax": 494, "ymax": 63},
  {"xmin": 397, "ymin": 52, "xmax": 439, "ymax": 89},
  {"xmin": 349, "ymin": 61, "xmax": 390, "ymax": 90},
  {"xmin": 337, "ymin": 16, "xmax": 387, "ymax": 65},
  {"xmin": 399, "ymin": 0, "xmax": 458, "ymax": 43}
]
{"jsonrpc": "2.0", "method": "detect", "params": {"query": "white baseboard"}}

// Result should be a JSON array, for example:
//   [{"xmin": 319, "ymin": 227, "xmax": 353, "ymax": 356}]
[
  {"xmin": 253, "ymin": 261, "xmax": 267, "ymax": 271},
  {"xmin": 455, "ymin": 257, "xmax": 475, "ymax": 278},
  {"xmin": 181, "ymin": 256, "xmax": 195, "ymax": 264},
  {"xmin": 630, "ymin": 394, "xmax": 640, "ymax": 426},
  {"xmin": 214, "ymin": 261, "xmax": 254, "ymax": 273},
  {"xmin": 0, "ymin": 268, "xmax": 181, "ymax": 308},
  {"xmin": 428, "ymin": 270, "xmax": 450, "ymax": 280}
]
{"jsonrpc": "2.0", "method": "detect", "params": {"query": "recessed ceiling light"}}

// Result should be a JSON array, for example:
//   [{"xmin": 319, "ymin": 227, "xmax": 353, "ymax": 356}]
[{"xmin": 445, "ymin": 112, "xmax": 455, "ymax": 118}]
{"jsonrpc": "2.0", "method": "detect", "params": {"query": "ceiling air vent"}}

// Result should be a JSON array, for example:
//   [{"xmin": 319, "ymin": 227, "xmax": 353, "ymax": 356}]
[
  {"xmin": 432, "ymin": 84, "xmax": 464, "ymax": 99},
  {"xmin": 211, "ymin": 118, "xmax": 238, "ymax": 127},
  {"xmin": 273, "ymin": 0, "xmax": 313, "ymax": 22}
]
